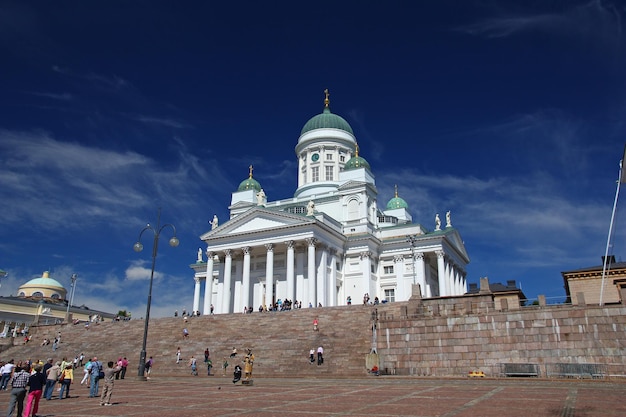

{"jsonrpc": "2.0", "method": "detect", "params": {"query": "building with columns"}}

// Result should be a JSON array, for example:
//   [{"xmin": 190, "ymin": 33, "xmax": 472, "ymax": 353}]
[{"xmin": 190, "ymin": 91, "xmax": 470, "ymax": 314}]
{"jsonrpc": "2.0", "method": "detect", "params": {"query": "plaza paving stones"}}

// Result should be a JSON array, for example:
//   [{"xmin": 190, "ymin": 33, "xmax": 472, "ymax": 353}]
[{"xmin": 2, "ymin": 376, "xmax": 625, "ymax": 417}]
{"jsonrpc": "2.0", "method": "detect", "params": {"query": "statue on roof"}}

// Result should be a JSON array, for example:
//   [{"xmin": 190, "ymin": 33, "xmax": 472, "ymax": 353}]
[
  {"xmin": 307, "ymin": 200, "xmax": 315, "ymax": 216},
  {"xmin": 211, "ymin": 215, "xmax": 219, "ymax": 230},
  {"xmin": 197, "ymin": 248, "xmax": 203, "ymax": 263},
  {"xmin": 256, "ymin": 189, "xmax": 266, "ymax": 206},
  {"xmin": 435, "ymin": 213, "xmax": 441, "ymax": 231},
  {"xmin": 446, "ymin": 211, "xmax": 452, "ymax": 228}
]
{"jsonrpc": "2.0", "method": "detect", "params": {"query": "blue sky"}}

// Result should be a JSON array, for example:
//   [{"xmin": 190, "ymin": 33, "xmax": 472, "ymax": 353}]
[{"xmin": 1, "ymin": 1, "xmax": 625, "ymax": 317}]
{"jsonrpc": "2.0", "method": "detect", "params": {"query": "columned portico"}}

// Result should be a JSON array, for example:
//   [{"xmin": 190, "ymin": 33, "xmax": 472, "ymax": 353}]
[{"xmin": 193, "ymin": 93, "xmax": 470, "ymax": 313}]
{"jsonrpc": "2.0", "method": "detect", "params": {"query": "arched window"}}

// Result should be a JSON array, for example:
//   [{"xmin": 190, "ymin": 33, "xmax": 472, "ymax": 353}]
[
  {"xmin": 51, "ymin": 293, "xmax": 60, "ymax": 299},
  {"xmin": 347, "ymin": 199, "xmax": 359, "ymax": 220},
  {"xmin": 32, "ymin": 291, "xmax": 43, "ymax": 298}
]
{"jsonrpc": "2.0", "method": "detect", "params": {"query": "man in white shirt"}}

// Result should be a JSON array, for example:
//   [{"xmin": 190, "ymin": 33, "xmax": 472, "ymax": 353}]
[{"xmin": 0, "ymin": 359, "xmax": 16, "ymax": 390}]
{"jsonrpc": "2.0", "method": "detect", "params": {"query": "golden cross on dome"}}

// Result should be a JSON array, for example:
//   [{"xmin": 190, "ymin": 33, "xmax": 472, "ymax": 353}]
[
  {"xmin": 324, "ymin": 89, "xmax": 330, "ymax": 107},
  {"xmin": 394, "ymin": 184, "xmax": 399, "ymax": 198},
  {"xmin": 248, "ymin": 164, "xmax": 253, "ymax": 178}
]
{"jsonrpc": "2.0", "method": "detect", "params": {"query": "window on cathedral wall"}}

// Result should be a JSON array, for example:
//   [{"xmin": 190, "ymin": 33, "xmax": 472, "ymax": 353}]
[
  {"xmin": 384, "ymin": 288, "xmax": 395, "ymax": 302},
  {"xmin": 384, "ymin": 265, "xmax": 394, "ymax": 274},
  {"xmin": 325, "ymin": 166, "xmax": 333, "ymax": 181},
  {"xmin": 326, "ymin": 154, "xmax": 333, "ymax": 160},
  {"xmin": 311, "ymin": 166, "xmax": 319, "ymax": 182},
  {"xmin": 347, "ymin": 199, "xmax": 359, "ymax": 220},
  {"xmin": 340, "ymin": 155, "xmax": 345, "ymax": 162}
]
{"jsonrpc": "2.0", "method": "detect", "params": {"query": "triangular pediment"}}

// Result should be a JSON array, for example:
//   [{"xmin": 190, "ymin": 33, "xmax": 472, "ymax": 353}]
[{"xmin": 200, "ymin": 208, "xmax": 314, "ymax": 240}]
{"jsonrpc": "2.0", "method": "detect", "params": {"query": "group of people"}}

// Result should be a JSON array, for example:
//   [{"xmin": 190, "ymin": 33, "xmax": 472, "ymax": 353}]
[
  {"xmin": 2, "ymin": 353, "xmax": 128, "ymax": 417},
  {"xmin": 309, "ymin": 346, "xmax": 324, "ymax": 365}
]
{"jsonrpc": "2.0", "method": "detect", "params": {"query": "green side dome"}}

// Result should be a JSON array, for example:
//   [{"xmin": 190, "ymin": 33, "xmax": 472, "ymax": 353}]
[
  {"xmin": 386, "ymin": 185, "xmax": 408, "ymax": 209},
  {"xmin": 344, "ymin": 155, "xmax": 370, "ymax": 170},
  {"xmin": 300, "ymin": 90, "xmax": 354, "ymax": 136},
  {"xmin": 386, "ymin": 196, "xmax": 408, "ymax": 209},
  {"xmin": 344, "ymin": 144, "xmax": 370, "ymax": 171},
  {"xmin": 237, "ymin": 165, "xmax": 262, "ymax": 192}
]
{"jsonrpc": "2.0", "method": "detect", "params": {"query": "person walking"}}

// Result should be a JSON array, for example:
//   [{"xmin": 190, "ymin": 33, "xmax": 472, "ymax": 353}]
[
  {"xmin": 88, "ymin": 357, "xmax": 102, "ymax": 398},
  {"xmin": 1, "ymin": 359, "xmax": 15, "ymax": 390},
  {"xmin": 144, "ymin": 356, "xmax": 153, "ymax": 379},
  {"xmin": 120, "ymin": 357, "xmax": 128, "ymax": 379},
  {"xmin": 80, "ymin": 358, "xmax": 92, "ymax": 385},
  {"xmin": 6, "ymin": 365, "xmax": 29, "ymax": 417},
  {"xmin": 317, "ymin": 346, "xmax": 324, "ymax": 365},
  {"xmin": 100, "ymin": 361, "xmax": 121, "ymax": 406},
  {"xmin": 222, "ymin": 357, "xmax": 228, "ymax": 376},
  {"xmin": 58, "ymin": 363, "xmax": 73, "ymax": 399},
  {"xmin": 176, "ymin": 347, "xmax": 181, "ymax": 364},
  {"xmin": 23, "ymin": 364, "xmax": 46, "ymax": 417},
  {"xmin": 189, "ymin": 356, "xmax": 198, "ymax": 376},
  {"xmin": 44, "ymin": 361, "xmax": 61, "ymax": 400},
  {"xmin": 309, "ymin": 349, "xmax": 315, "ymax": 364}
]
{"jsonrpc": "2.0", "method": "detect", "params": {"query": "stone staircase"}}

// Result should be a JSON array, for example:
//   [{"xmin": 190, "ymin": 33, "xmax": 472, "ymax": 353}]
[{"xmin": 3, "ymin": 304, "xmax": 385, "ymax": 378}]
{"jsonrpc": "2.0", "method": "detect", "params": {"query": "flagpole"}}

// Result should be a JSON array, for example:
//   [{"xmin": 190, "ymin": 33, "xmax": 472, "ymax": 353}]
[{"xmin": 599, "ymin": 148, "xmax": 625, "ymax": 306}]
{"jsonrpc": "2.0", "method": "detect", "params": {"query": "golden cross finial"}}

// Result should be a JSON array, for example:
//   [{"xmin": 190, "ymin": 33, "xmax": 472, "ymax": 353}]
[
  {"xmin": 355, "ymin": 143, "xmax": 359, "ymax": 157},
  {"xmin": 394, "ymin": 184, "xmax": 399, "ymax": 198},
  {"xmin": 248, "ymin": 164, "xmax": 253, "ymax": 178},
  {"xmin": 324, "ymin": 89, "xmax": 330, "ymax": 107}
]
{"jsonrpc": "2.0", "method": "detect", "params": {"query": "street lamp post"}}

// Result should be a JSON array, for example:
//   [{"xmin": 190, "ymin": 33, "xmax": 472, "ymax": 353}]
[
  {"xmin": 133, "ymin": 208, "xmax": 179, "ymax": 380},
  {"xmin": 65, "ymin": 274, "xmax": 77, "ymax": 320}
]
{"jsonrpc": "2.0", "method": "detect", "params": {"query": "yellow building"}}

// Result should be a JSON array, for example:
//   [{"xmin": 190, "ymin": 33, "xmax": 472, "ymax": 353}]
[
  {"xmin": 562, "ymin": 257, "xmax": 626, "ymax": 305},
  {"xmin": 0, "ymin": 271, "xmax": 116, "ymax": 338}
]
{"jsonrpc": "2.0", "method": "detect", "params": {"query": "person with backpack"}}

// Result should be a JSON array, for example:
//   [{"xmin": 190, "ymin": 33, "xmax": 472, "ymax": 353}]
[{"xmin": 88, "ymin": 356, "xmax": 102, "ymax": 398}]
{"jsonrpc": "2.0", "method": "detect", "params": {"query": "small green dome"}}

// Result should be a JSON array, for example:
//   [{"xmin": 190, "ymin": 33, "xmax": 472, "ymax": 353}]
[
  {"xmin": 386, "ymin": 185, "xmax": 408, "ymax": 209},
  {"xmin": 386, "ymin": 196, "xmax": 408, "ymax": 209},
  {"xmin": 344, "ymin": 155, "xmax": 370, "ymax": 170},
  {"xmin": 238, "ymin": 177, "xmax": 261, "ymax": 192},
  {"xmin": 343, "ymin": 144, "xmax": 370, "ymax": 171},
  {"xmin": 237, "ymin": 165, "xmax": 262, "ymax": 192},
  {"xmin": 301, "ymin": 107, "xmax": 354, "ymax": 136}
]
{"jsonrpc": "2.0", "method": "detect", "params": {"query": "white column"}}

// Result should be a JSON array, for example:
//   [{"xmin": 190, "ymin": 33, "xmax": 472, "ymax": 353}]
[
  {"xmin": 445, "ymin": 258, "xmax": 452, "ymax": 296},
  {"xmin": 296, "ymin": 249, "xmax": 305, "ymax": 302},
  {"xmin": 192, "ymin": 277, "xmax": 201, "ymax": 313},
  {"xmin": 203, "ymin": 252, "xmax": 214, "ymax": 315},
  {"xmin": 317, "ymin": 247, "xmax": 327, "ymax": 307},
  {"xmin": 394, "ymin": 255, "xmax": 405, "ymax": 301},
  {"xmin": 286, "ymin": 241, "xmax": 295, "ymax": 302},
  {"xmin": 265, "ymin": 243, "xmax": 274, "ymax": 308},
  {"xmin": 242, "ymin": 247, "xmax": 251, "ymax": 311},
  {"xmin": 328, "ymin": 248, "xmax": 337, "ymax": 306},
  {"xmin": 415, "ymin": 252, "xmax": 426, "ymax": 296},
  {"xmin": 436, "ymin": 250, "xmax": 446, "ymax": 297},
  {"xmin": 361, "ymin": 251, "xmax": 372, "ymax": 297},
  {"xmin": 306, "ymin": 238, "xmax": 317, "ymax": 307},
  {"xmin": 222, "ymin": 249, "xmax": 233, "ymax": 313}
]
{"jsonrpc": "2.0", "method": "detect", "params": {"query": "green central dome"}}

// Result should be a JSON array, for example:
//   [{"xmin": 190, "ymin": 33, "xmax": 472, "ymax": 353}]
[
  {"xmin": 301, "ymin": 107, "xmax": 354, "ymax": 136},
  {"xmin": 301, "ymin": 90, "xmax": 354, "ymax": 136}
]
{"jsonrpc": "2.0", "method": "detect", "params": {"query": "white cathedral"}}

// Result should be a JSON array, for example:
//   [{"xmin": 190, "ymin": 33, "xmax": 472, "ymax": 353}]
[{"xmin": 190, "ymin": 91, "xmax": 469, "ymax": 314}]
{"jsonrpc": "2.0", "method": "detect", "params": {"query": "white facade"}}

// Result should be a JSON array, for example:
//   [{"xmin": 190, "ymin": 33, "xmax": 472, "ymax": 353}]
[{"xmin": 190, "ymin": 93, "xmax": 470, "ymax": 314}]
